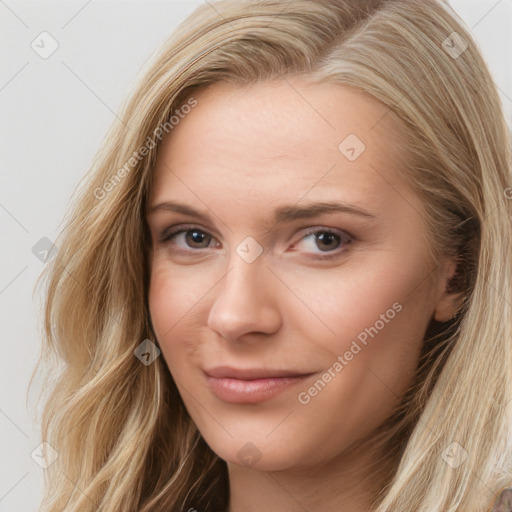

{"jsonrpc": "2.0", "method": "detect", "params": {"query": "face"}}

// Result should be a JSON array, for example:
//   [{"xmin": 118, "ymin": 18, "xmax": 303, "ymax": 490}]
[{"xmin": 146, "ymin": 79, "xmax": 455, "ymax": 471}]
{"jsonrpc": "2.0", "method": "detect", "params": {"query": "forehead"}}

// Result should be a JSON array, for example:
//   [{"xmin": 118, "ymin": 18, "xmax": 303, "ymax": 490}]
[{"xmin": 149, "ymin": 79, "xmax": 411, "ymax": 219}]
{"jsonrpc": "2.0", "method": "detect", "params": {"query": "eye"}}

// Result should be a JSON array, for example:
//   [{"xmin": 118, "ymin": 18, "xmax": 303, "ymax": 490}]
[
  {"xmin": 157, "ymin": 224, "xmax": 352, "ymax": 260},
  {"xmin": 158, "ymin": 226, "xmax": 218, "ymax": 250},
  {"xmin": 291, "ymin": 228, "xmax": 352, "ymax": 259}
]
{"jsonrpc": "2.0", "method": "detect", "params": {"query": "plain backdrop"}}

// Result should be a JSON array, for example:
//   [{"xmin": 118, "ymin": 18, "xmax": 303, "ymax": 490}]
[{"xmin": 1, "ymin": 1, "xmax": 511, "ymax": 510}]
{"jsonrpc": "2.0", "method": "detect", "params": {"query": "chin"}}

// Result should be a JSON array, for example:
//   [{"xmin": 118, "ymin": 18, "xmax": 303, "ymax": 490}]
[
  {"xmin": 200, "ymin": 428, "xmax": 328, "ymax": 472},
  {"xmin": 221, "ymin": 447, "xmax": 302, "ymax": 472}
]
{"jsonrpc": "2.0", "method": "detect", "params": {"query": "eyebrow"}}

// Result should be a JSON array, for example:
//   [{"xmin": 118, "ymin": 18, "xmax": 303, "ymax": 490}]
[{"xmin": 147, "ymin": 200, "xmax": 376, "ymax": 224}]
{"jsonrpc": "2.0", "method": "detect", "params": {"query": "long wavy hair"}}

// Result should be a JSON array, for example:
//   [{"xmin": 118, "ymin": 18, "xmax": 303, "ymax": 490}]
[{"xmin": 30, "ymin": 0, "xmax": 512, "ymax": 510}]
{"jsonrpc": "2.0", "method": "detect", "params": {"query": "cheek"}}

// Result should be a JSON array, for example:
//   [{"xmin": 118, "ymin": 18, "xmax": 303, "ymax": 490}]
[
  {"xmin": 284, "ymin": 252, "xmax": 435, "ymax": 391},
  {"xmin": 278, "ymin": 257, "xmax": 434, "ymax": 462},
  {"xmin": 148, "ymin": 263, "xmax": 207, "ymax": 371}
]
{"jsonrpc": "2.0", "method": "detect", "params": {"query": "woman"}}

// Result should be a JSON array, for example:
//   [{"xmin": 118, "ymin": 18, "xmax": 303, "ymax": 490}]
[{"xmin": 31, "ymin": 0, "xmax": 512, "ymax": 510}]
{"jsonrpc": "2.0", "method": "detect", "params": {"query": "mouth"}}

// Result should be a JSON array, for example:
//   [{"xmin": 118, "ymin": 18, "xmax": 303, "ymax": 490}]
[{"xmin": 203, "ymin": 366, "xmax": 317, "ymax": 404}]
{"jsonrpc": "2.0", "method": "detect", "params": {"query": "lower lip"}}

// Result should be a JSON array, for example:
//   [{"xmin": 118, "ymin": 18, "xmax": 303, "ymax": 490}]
[{"xmin": 205, "ymin": 374, "xmax": 314, "ymax": 404}]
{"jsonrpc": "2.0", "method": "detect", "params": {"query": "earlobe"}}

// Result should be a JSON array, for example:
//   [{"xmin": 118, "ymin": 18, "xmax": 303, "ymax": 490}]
[
  {"xmin": 433, "ymin": 259, "xmax": 462, "ymax": 322},
  {"xmin": 433, "ymin": 293, "xmax": 462, "ymax": 322}
]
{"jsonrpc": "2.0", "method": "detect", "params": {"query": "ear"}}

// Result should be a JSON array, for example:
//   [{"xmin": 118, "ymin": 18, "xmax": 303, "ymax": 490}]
[{"xmin": 433, "ymin": 258, "xmax": 462, "ymax": 322}]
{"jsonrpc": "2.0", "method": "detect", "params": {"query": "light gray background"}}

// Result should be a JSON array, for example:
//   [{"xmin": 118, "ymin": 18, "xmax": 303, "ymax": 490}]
[{"xmin": 1, "ymin": 1, "xmax": 511, "ymax": 510}]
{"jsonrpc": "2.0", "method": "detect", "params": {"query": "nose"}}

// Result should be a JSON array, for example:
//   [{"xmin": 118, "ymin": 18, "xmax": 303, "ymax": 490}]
[{"xmin": 207, "ymin": 253, "xmax": 282, "ymax": 343}]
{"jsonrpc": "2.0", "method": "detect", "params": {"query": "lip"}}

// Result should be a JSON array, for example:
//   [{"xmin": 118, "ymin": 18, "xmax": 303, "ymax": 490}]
[
  {"xmin": 204, "ymin": 366, "xmax": 313, "ymax": 380},
  {"xmin": 204, "ymin": 366, "xmax": 316, "ymax": 404}
]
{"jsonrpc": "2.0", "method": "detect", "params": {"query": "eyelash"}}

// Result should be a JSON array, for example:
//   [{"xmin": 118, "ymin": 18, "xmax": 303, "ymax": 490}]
[{"xmin": 157, "ymin": 224, "xmax": 353, "ymax": 261}]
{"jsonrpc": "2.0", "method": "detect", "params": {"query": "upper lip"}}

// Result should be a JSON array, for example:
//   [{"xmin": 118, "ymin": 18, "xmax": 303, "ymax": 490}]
[{"xmin": 204, "ymin": 366, "xmax": 315, "ymax": 380}]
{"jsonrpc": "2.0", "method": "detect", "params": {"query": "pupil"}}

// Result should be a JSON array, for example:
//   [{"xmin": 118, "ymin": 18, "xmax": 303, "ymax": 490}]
[
  {"xmin": 186, "ymin": 230, "xmax": 209, "ymax": 247},
  {"xmin": 316, "ymin": 232, "xmax": 339, "ymax": 251}
]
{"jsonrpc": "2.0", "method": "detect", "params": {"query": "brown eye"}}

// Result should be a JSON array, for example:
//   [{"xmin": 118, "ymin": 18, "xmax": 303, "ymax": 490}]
[
  {"xmin": 184, "ymin": 230, "xmax": 211, "ymax": 248},
  {"xmin": 159, "ymin": 227, "xmax": 217, "ymax": 250},
  {"xmin": 314, "ymin": 231, "xmax": 341, "ymax": 252},
  {"xmin": 290, "ymin": 228, "xmax": 352, "ymax": 260}
]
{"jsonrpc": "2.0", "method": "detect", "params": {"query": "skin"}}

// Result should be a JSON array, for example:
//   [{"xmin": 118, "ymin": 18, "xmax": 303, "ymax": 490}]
[{"xmin": 145, "ymin": 78, "xmax": 459, "ymax": 512}]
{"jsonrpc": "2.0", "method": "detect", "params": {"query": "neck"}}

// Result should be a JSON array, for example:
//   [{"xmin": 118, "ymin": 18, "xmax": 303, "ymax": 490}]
[{"xmin": 226, "ymin": 438, "xmax": 394, "ymax": 512}]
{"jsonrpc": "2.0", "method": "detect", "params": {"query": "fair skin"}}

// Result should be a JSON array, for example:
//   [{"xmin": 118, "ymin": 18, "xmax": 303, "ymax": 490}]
[{"xmin": 146, "ymin": 78, "xmax": 458, "ymax": 512}]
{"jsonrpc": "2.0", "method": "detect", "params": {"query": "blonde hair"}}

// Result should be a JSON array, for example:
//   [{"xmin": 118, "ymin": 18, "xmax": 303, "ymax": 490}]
[{"xmin": 30, "ymin": 0, "xmax": 512, "ymax": 510}]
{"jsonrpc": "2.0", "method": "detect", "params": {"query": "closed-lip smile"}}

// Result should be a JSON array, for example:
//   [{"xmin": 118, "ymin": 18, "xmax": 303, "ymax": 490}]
[{"xmin": 203, "ymin": 366, "xmax": 317, "ymax": 404}]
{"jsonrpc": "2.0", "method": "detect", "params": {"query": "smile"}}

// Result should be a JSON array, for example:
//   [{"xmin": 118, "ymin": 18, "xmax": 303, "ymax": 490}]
[{"xmin": 204, "ymin": 367, "xmax": 317, "ymax": 404}]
